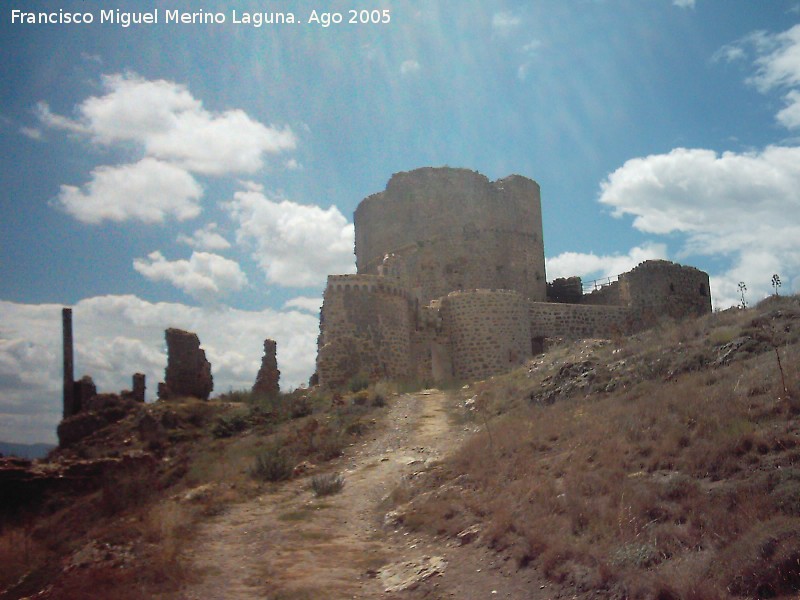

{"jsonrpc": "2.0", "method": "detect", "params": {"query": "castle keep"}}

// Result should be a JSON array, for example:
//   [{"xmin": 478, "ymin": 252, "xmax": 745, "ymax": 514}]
[{"xmin": 316, "ymin": 167, "xmax": 711, "ymax": 387}]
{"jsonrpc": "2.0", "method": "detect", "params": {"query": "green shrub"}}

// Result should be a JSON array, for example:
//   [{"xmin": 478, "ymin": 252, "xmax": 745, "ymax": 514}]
[
  {"xmin": 289, "ymin": 395, "xmax": 313, "ymax": 419},
  {"xmin": 348, "ymin": 373, "xmax": 370, "ymax": 393},
  {"xmin": 250, "ymin": 441, "xmax": 294, "ymax": 482},
  {"xmin": 310, "ymin": 472, "xmax": 345, "ymax": 497},
  {"xmin": 211, "ymin": 414, "xmax": 248, "ymax": 438}
]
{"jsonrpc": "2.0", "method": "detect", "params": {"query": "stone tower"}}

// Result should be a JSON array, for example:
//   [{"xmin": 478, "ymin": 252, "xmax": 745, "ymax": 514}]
[{"xmin": 353, "ymin": 167, "xmax": 546, "ymax": 305}]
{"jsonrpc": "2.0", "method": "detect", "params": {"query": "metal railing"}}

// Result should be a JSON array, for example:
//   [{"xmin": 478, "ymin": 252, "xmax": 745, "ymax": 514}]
[{"xmin": 582, "ymin": 274, "xmax": 620, "ymax": 294}]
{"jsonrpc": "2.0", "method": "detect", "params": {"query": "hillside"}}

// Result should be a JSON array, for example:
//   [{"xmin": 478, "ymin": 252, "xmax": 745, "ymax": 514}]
[
  {"xmin": 1, "ymin": 294, "xmax": 798, "ymax": 599},
  {"xmin": 393, "ymin": 293, "xmax": 800, "ymax": 599}
]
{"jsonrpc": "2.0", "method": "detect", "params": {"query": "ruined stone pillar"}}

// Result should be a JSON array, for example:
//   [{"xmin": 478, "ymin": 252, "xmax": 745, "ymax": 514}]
[
  {"xmin": 132, "ymin": 373, "xmax": 146, "ymax": 403},
  {"xmin": 253, "ymin": 339, "xmax": 280, "ymax": 398},
  {"xmin": 62, "ymin": 308, "xmax": 75, "ymax": 418}
]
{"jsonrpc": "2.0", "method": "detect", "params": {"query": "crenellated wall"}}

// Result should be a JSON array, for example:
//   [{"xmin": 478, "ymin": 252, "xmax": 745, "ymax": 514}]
[
  {"xmin": 316, "ymin": 275, "xmax": 414, "ymax": 387},
  {"xmin": 440, "ymin": 290, "xmax": 531, "ymax": 381}
]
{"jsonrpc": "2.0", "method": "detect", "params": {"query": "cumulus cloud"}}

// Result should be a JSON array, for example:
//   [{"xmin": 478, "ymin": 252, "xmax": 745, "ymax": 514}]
[
  {"xmin": 400, "ymin": 60, "xmax": 421, "ymax": 76},
  {"xmin": 546, "ymin": 243, "xmax": 669, "ymax": 283},
  {"xmin": 0, "ymin": 295, "xmax": 319, "ymax": 443},
  {"xmin": 225, "ymin": 183, "xmax": 355, "ymax": 287},
  {"xmin": 133, "ymin": 251, "xmax": 248, "ymax": 300},
  {"xmin": 177, "ymin": 223, "xmax": 231, "ymax": 251},
  {"xmin": 56, "ymin": 158, "xmax": 203, "ymax": 224},
  {"xmin": 38, "ymin": 73, "xmax": 296, "ymax": 174},
  {"xmin": 283, "ymin": 296, "xmax": 323, "ymax": 314},
  {"xmin": 672, "ymin": 0, "xmax": 696, "ymax": 8},
  {"xmin": 599, "ymin": 146, "xmax": 800, "ymax": 307},
  {"xmin": 37, "ymin": 73, "xmax": 298, "ymax": 225}
]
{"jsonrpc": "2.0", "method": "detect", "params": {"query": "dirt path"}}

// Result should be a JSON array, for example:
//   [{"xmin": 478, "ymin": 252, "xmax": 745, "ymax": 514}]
[
  {"xmin": 180, "ymin": 390, "xmax": 552, "ymax": 600},
  {"xmin": 179, "ymin": 390, "xmax": 463, "ymax": 599}
]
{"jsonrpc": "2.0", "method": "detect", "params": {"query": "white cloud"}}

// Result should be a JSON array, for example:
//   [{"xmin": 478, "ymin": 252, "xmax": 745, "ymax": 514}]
[
  {"xmin": 19, "ymin": 126, "xmax": 42, "ymax": 140},
  {"xmin": 133, "ymin": 251, "xmax": 247, "ymax": 300},
  {"xmin": 0, "ymin": 295, "xmax": 320, "ymax": 443},
  {"xmin": 400, "ymin": 60, "xmax": 421, "ymax": 76},
  {"xmin": 546, "ymin": 243, "xmax": 669, "ymax": 282},
  {"xmin": 283, "ymin": 296, "xmax": 322, "ymax": 314},
  {"xmin": 55, "ymin": 158, "xmax": 203, "ymax": 224},
  {"xmin": 35, "ymin": 101, "xmax": 89, "ymax": 135},
  {"xmin": 712, "ymin": 44, "xmax": 746, "ymax": 63},
  {"xmin": 598, "ymin": 146, "xmax": 800, "ymax": 307},
  {"xmin": 177, "ymin": 223, "xmax": 231, "ymax": 251},
  {"xmin": 672, "ymin": 0, "xmax": 696, "ymax": 8},
  {"xmin": 225, "ymin": 183, "xmax": 355, "ymax": 287},
  {"xmin": 749, "ymin": 24, "xmax": 800, "ymax": 92},
  {"xmin": 777, "ymin": 89, "xmax": 800, "ymax": 129},
  {"xmin": 39, "ymin": 73, "xmax": 296, "ymax": 175},
  {"xmin": 720, "ymin": 24, "xmax": 800, "ymax": 130},
  {"xmin": 492, "ymin": 11, "xmax": 521, "ymax": 33}
]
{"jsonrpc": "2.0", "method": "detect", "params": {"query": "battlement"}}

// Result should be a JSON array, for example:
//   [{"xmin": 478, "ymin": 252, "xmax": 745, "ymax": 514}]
[{"xmin": 325, "ymin": 274, "xmax": 410, "ymax": 299}]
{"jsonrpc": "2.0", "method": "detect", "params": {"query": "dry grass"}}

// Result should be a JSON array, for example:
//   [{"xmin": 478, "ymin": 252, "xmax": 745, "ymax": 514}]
[
  {"xmin": 0, "ymin": 380, "xmax": 393, "ymax": 598},
  {"xmin": 401, "ymin": 295, "xmax": 800, "ymax": 596}
]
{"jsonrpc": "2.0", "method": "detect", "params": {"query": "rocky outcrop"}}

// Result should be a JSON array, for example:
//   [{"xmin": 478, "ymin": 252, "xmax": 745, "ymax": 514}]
[
  {"xmin": 158, "ymin": 328, "xmax": 213, "ymax": 400},
  {"xmin": 252, "ymin": 339, "xmax": 280, "ymax": 397}
]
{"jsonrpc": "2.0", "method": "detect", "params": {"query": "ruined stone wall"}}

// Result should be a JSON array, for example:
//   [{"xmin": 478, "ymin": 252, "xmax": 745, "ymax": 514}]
[
  {"xmin": 440, "ymin": 290, "xmax": 531, "ymax": 381},
  {"xmin": 373, "ymin": 230, "xmax": 544, "ymax": 307},
  {"xmin": 158, "ymin": 329, "xmax": 213, "ymax": 400},
  {"xmin": 316, "ymin": 275, "xmax": 413, "ymax": 387},
  {"xmin": 253, "ymin": 339, "xmax": 280, "ymax": 397},
  {"xmin": 582, "ymin": 280, "xmax": 626, "ymax": 306},
  {"xmin": 528, "ymin": 302, "xmax": 635, "ymax": 340},
  {"xmin": 622, "ymin": 260, "xmax": 712, "ymax": 320},
  {"xmin": 354, "ymin": 168, "xmax": 546, "ymax": 303}
]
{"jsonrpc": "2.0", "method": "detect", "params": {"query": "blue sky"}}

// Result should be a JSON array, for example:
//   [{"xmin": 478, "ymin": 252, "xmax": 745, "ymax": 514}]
[{"xmin": 2, "ymin": 0, "xmax": 799, "ymax": 443}]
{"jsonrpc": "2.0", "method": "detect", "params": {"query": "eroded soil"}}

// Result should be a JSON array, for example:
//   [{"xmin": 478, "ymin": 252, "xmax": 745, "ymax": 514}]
[{"xmin": 180, "ymin": 390, "xmax": 553, "ymax": 600}]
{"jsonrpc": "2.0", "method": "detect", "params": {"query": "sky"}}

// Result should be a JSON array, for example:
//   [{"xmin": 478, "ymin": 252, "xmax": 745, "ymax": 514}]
[{"xmin": 2, "ymin": 0, "xmax": 800, "ymax": 444}]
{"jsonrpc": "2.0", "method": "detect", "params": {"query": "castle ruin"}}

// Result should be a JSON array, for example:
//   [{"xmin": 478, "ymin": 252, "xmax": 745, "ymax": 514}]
[{"xmin": 316, "ymin": 167, "xmax": 711, "ymax": 387}]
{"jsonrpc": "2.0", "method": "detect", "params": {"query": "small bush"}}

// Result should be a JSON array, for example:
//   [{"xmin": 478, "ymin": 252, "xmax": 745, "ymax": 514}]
[
  {"xmin": 348, "ymin": 373, "xmax": 370, "ymax": 393},
  {"xmin": 351, "ymin": 390, "xmax": 370, "ymax": 406},
  {"xmin": 371, "ymin": 393, "xmax": 387, "ymax": 408},
  {"xmin": 211, "ymin": 414, "xmax": 248, "ymax": 438},
  {"xmin": 250, "ymin": 441, "xmax": 294, "ymax": 482},
  {"xmin": 289, "ymin": 395, "xmax": 313, "ymax": 419},
  {"xmin": 310, "ymin": 472, "xmax": 345, "ymax": 497}
]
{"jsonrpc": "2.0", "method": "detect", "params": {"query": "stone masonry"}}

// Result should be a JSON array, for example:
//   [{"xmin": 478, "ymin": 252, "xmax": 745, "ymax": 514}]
[
  {"xmin": 253, "ymin": 339, "xmax": 280, "ymax": 397},
  {"xmin": 316, "ymin": 167, "xmax": 712, "ymax": 387},
  {"xmin": 158, "ymin": 328, "xmax": 213, "ymax": 400}
]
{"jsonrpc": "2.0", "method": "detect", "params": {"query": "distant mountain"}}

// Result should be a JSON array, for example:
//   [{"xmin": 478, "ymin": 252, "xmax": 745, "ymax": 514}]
[{"xmin": 0, "ymin": 441, "xmax": 55, "ymax": 460}]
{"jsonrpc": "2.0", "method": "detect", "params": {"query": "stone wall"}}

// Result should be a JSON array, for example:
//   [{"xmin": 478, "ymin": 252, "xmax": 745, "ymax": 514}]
[
  {"xmin": 440, "ymin": 290, "xmax": 531, "ymax": 381},
  {"xmin": 253, "ymin": 339, "xmax": 280, "ymax": 397},
  {"xmin": 316, "ymin": 275, "xmax": 414, "ymax": 387},
  {"xmin": 367, "ymin": 229, "xmax": 544, "ymax": 307},
  {"xmin": 354, "ymin": 168, "xmax": 546, "ymax": 303},
  {"xmin": 622, "ymin": 260, "xmax": 712, "ymax": 319},
  {"xmin": 158, "ymin": 328, "xmax": 213, "ymax": 400},
  {"xmin": 582, "ymin": 280, "xmax": 624, "ymax": 306},
  {"xmin": 528, "ymin": 302, "xmax": 634, "ymax": 340}
]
